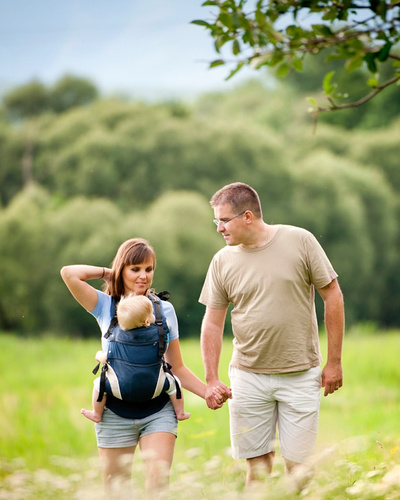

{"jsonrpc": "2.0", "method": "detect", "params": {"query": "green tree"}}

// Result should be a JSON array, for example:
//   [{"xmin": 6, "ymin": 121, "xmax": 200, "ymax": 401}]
[
  {"xmin": 2, "ymin": 75, "xmax": 99, "ymax": 122},
  {"xmin": 3, "ymin": 80, "xmax": 49, "ymax": 121},
  {"xmin": 49, "ymin": 74, "xmax": 99, "ymax": 114},
  {"xmin": 193, "ymin": 0, "xmax": 400, "ymax": 115}
]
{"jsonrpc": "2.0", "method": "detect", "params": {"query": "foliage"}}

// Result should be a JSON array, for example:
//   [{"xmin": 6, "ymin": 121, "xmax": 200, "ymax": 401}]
[
  {"xmin": 192, "ymin": 0, "xmax": 400, "ymax": 114},
  {"xmin": 0, "ymin": 77, "xmax": 399, "ymax": 333},
  {"xmin": 2, "ymin": 75, "xmax": 98, "ymax": 121}
]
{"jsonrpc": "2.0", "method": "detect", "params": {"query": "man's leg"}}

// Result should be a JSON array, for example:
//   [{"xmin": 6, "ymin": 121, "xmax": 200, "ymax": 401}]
[{"xmin": 246, "ymin": 451, "xmax": 275, "ymax": 486}]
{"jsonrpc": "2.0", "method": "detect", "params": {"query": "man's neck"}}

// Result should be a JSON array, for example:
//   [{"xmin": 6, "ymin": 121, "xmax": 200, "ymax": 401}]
[{"xmin": 241, "ymin": 223, "xmax": 276, "ymax": 249}]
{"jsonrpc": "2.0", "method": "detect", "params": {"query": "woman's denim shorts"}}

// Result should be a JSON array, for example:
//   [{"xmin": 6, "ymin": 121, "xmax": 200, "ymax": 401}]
[{"xmin": 95, "ymin": 401, "xmax": 178, "ymax": 448}]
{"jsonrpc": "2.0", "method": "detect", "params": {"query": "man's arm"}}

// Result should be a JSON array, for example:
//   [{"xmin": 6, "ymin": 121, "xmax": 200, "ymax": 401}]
[
  {"xmin": 200, "ymin": 306, "xmax": 232, "ymax": 409},
  {"xmin": 317, "ymin": 278, "xmax": 345, "ymax": 397}
]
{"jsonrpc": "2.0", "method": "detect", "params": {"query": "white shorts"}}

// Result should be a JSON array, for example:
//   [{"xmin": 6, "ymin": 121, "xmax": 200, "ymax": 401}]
[{"xmin": 228, "ymin": 365, "xmax": 322, "ymax": 463}]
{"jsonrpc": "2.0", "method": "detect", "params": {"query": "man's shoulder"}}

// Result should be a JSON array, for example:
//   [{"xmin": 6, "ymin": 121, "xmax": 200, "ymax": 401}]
[{"xmin": 278, "ymin": 224, "xmax": 314, "ymax": 240}]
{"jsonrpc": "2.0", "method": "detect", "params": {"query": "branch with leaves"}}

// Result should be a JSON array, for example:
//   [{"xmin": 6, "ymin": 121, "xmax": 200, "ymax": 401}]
[{"xmin": 192, "ymin": 0, "xmax": 400, "ymax": 114}]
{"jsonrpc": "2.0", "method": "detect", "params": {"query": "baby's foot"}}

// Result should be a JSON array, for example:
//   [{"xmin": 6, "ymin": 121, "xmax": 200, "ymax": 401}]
[
  {"xmin": 81, "ymin": 408, "xmax": 102, "ymax": 423},
  {"xmin": 177, "ymin": 411, "xmax": 191, "ymax": 421}
]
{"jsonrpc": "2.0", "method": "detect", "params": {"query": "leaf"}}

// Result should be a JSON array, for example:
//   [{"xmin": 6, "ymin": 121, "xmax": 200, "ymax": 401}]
[
  {"xmin": 367, "ymin": 77, "xmax": 378, "ymax": 88},
  {"xmin": 276, "ymin": 62, "xmax": 291, "ymax": 78},
  {"xmin": 365, "ymin": 53, "xmax": 377, "ymax": 73},
  {"xmin": 225, "ymin": 62, "xmax": 245, "ymax": 80},
  {"xmin": 322, "ymin": 71, "xmax": 336, "ymax": 95},
  {"xmin": 209, "ymin": 59, "xmax": 225, "ymax": 68},
  {"xmin": 377, "ymin": 42, "xmax": 392, "ymax": 62},
  {"xmin": 292, "ymin": 57, "xmax": 303, "ymax": 72},
  {"xmin": 232, "ymin": 39, "xmax": 241, "ymax": 55},
  {"xmin": 219, "ymin": 13, "xmax": 233, "ymax": 29},
  {"xmin": 255, "ymin": 9, "xmax": 266, "ymax": 25},
  {"xmin": 345, "ymin": 56, "xmax": 363, "ymax": 73},
  {"xmin": 191, "ymin": 20, "xmax": 211, "ymax": 28}
]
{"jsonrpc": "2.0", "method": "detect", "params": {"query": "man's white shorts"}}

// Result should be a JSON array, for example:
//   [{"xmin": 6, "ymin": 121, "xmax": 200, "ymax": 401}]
[{"xmin": 228, "ymin": 365, "xmax": 322, "ymax": 463}]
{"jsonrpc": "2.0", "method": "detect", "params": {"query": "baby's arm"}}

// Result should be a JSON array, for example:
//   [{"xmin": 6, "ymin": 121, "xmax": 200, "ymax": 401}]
[{"xmin": 95, "ymin": 350, "xmax": 107, "ymax": 364}]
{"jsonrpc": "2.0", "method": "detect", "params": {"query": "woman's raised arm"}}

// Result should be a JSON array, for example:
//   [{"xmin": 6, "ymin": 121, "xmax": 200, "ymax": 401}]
[{"xmin": 60, "ymin": 265, "xmax": 109, "ymax": 312}]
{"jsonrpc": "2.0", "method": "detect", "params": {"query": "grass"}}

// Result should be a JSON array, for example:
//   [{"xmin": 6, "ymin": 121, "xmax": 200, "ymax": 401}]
[{"xmin": 1, "ymin": 326, "xmax": 400, "ymax": 498}]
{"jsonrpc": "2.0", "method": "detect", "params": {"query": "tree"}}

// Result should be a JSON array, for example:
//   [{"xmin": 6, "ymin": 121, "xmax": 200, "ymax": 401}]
[
  {"xmin": 50, "ymin": 75, "xmax": 99, "ymax": 114},
  {"xmin": 2, "ymin": 75, "xmax": 99, "ymax": 121},
  {"xmin": 192, "ymin": 1, "xmax": 400, "ymax": 115},
  {"xmin": 3, "ymin": 80, "xmax": 49, "ymax": 121}
]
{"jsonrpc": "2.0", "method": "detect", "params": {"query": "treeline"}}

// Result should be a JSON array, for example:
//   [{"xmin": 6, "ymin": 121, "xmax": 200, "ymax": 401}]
[{"xmin": 0, "ymin": 73, "xmax": 399, "ymax": 337}]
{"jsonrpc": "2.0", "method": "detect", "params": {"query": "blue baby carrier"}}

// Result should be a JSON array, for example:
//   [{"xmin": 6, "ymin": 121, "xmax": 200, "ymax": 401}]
[{"xmin": 93, "ymin": 292, "xmax": 181, "ymax": 404}]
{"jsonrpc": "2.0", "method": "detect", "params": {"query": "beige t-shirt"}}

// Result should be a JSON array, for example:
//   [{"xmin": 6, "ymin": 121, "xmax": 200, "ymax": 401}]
[{"xmin": 199, "ymin": 225, "xmax": 338, "ymax": 373}]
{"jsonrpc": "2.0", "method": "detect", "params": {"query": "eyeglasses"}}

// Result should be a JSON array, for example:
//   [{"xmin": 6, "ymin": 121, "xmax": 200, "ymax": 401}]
[{"xmin": 213, "ymin": 210, "xmax": 246, "ymax": 227}]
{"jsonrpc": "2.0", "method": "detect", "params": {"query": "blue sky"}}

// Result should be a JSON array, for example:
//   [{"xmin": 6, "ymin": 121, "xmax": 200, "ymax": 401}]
[{"xmin": 0, "ymin": 0, "xmax": 258, "ymax": 99}]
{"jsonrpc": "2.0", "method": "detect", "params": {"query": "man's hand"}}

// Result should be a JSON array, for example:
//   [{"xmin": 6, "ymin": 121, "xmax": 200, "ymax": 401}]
[
  {"xmin": 205, "ymin": 381, "xmax": 232, "ymax": 409},
  {"xmin": 321, "ymin": 362, "xmax": 343, "ymax": 397}
]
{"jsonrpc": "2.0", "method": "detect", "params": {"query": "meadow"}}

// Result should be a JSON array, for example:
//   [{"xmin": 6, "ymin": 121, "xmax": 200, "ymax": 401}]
[{"xmin": 1, "ymin": 325, "xmax": 400, "ymax": 499}]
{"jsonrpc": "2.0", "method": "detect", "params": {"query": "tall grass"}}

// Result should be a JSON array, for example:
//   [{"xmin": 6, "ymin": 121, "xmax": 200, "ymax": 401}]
[{"xmin": 1, "ymin": 327, "xmax": 400, "ymax": 498}]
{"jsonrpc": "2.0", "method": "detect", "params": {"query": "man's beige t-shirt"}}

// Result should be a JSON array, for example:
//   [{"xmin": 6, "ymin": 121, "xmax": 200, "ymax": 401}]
[{"xmin": 199, "ymin": 225, "xmax": 338, "ymax": 373}]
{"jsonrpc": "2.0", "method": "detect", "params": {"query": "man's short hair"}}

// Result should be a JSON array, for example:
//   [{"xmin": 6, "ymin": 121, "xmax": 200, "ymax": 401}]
[{"xmin": 210, "ymin": 182, "xmax": 262, "ymax": 218}]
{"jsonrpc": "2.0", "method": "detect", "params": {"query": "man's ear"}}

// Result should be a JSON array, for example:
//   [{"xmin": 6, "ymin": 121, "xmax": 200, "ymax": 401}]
[{"xmin": 244, "ymin": 210, "xmax": 254, "ymax": 223}]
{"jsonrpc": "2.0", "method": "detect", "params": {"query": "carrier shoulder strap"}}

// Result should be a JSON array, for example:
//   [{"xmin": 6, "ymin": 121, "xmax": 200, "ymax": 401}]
[
  {"xmin": 104, "ymin": 298, "xmax": 119, "ymax": 340},
  {"xmin": 151, "ymin": 294, "xmax": 166, "ymax": 358}
]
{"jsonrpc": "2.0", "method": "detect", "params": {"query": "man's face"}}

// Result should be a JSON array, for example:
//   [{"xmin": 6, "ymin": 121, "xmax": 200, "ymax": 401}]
[{"xmin": 213, "ymin": 203, "xmax": 247, "ymax": 246}]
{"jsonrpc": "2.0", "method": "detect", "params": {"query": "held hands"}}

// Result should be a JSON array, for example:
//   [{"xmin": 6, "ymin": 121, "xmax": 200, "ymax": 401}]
[
  {"xmin": 321, "ymin": 362, "xmax": 343, "ymax": 397},
  {"xmin": 205, "ymin": 381, "xmax": 232, "ymax": 410}
]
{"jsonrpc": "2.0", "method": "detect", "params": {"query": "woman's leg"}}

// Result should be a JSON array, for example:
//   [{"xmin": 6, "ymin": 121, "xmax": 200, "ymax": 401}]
[
  {"xmin": 139, "ymin": 432, "xmax": 176, "ymax": 495},
  {"xmin": 98, "ymin": 446, "xmax": 136, "ymax": 497}
]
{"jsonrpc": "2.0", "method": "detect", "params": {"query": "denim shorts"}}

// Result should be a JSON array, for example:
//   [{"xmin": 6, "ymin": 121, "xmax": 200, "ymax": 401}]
[
  {"xmin": 229, "ymin": 365, "xmax": 322, "ymax": 463},
  {"xmin": 95, "ymin": 401, "xmax": 178, "ymax": 448}
]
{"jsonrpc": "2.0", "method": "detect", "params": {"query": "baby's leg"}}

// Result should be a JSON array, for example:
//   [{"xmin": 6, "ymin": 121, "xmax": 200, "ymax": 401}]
[
  {"xmin": 166, "ymin": 374, "xmax": 190, "ymax": 421},
  {"xmin": 81, "ymin": 379, "xmax": 106, "ymax": 422}
]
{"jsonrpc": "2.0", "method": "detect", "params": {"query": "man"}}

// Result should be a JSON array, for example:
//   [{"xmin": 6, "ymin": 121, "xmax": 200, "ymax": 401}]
[{"xmin": 199, "ymin": 182, "xmax": 344, "ymax": 486}]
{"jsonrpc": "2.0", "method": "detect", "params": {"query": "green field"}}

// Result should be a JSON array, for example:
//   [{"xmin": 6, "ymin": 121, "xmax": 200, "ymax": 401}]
[{"xmin": 2, "ymin": 327, "xmax": 400, "ymax": 499}]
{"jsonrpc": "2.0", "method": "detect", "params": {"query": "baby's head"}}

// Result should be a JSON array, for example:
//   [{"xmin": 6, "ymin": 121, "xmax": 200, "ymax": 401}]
[{"xmin": 117, "ymin": 294, "xmax": 155, "ymax": 331}]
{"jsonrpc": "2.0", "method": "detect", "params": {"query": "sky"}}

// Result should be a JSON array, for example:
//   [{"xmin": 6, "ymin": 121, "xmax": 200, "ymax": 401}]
[{"xmin": 0, "ymin": 0, "xmax": 259, "ymax": 100}]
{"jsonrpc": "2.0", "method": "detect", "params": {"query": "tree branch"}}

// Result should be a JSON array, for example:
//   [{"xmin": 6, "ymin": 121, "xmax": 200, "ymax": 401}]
[{"xmin": 317, "ymin": 74, "xmax": 400, "ymax": 112}]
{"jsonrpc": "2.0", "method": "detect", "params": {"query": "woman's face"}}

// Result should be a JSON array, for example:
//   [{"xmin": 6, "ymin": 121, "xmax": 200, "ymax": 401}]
[{"xmin": 121, "ymin": 259, "xmax": 155, "ymax": 295}]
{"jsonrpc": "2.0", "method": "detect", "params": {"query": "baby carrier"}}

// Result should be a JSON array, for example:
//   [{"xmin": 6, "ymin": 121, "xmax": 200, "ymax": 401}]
[{"xmin": 93, "ymin": 292, "xmax": 181, "ymax": 403}]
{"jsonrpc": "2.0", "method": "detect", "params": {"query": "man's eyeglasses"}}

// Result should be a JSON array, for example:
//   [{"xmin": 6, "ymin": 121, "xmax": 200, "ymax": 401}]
[{"xmin": 213, "ymin": 210, "xmax": 246, "ymax": 227}]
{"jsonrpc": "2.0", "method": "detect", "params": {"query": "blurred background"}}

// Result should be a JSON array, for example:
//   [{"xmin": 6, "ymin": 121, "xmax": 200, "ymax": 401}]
[{"xmin": 1, "ymin": 0, "xmax": 399, "ymax": 338}]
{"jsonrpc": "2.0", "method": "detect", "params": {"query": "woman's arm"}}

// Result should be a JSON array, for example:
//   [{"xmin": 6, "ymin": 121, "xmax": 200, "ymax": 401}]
[
  {"xmin": 60, "ymin": 265, "xmax": 110, "ymax": 312},
  {"xmin": 165, "ymin": 339, "xmax": 206, "ymax": 399}
]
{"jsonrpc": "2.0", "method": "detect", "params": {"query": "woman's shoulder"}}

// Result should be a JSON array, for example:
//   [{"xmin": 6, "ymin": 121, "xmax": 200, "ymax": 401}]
[{"xmin": 90, "ymin": 290, "xmax": 114, "ymax": 322}]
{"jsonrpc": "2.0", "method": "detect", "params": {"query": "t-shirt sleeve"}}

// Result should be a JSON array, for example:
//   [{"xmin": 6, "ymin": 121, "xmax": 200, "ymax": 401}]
[
  {"xmin": 305, "ymin": 233, "xmax": 338, "ymax": 289},
  {"xmin": 160, "ymin": 301, "xmax": 179, "ymax": 341},
  {"xmin": 198, "ymin": 256, "xmax": 230, "ymax": 309},
  {"xmin": 89, "ymin": 290, "xmax": 114, "ymax": 352}
]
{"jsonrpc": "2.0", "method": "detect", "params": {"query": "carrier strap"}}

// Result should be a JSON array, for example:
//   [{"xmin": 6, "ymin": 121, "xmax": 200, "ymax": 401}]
[
  {"xmin": 97, "ymin": 363, "xmax": 108, "ymax": 402},
  {"xmin": 163, "ymin": 361, "xmax": 182, "ymax": 399},
  {"xmin": 104, "ymin": 314, "xmax": 118, "ymax": 340},
  {"xmin": 152, "ymin": 296, "xmax": 166, "ymax": 358}
]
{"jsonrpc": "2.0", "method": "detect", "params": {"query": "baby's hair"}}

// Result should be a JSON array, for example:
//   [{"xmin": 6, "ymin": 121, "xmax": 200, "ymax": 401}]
[{"xmin": 117, "ymin": 294, "xmax": 155, "ymax": 330}]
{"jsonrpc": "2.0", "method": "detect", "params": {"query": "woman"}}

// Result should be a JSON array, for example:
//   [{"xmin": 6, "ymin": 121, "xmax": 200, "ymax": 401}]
[{"xmin": 61, "ymin": 238, "xmax": 222, "ymax": 495}]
